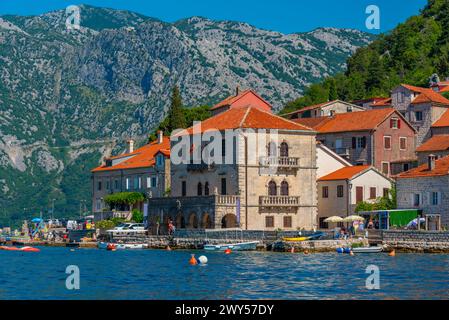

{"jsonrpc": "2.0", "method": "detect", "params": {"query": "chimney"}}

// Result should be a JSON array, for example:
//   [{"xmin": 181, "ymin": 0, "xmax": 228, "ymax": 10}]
[
  {"xmin": 127, "ymin": 139, "xmax": 134, "ymax": 153},
  {"xmin": 157, "ymin": 130, "xmax": 163, "ymax": 144},
  {"xmin": 428, "ymin": 154, "xmax": 436, "ymax": 171},
  {"xmin": 235, "ymin": 86, "xmax": 239, "ymax": 96}
]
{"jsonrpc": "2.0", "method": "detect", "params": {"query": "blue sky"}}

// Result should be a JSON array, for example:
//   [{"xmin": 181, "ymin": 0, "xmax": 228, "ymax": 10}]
[{"xmin": 0, "ymin": 0, "xmax": 427, "ymax": 34}]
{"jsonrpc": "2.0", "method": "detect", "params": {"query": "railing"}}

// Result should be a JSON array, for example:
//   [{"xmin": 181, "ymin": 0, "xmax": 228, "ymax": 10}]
[
  {"xmin": 259, "ymin": 196, "xmax": 300, "ymax": 207},
  {"xmin": 259, "ymin": 156, "xmax": 300, "ymax": 168},
  {"xmin": 186, "ymin": 162, "xmax": 215, "ymax": 171},
  {"xmin": 332, "ymin": 148, "xmax": 350, "ymax": 156},
  {"xmin": 216, "ymin": 195, "xmax": 240, "ymax": 205}
]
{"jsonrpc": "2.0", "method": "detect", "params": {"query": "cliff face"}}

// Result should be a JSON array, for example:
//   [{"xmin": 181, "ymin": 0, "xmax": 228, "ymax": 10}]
[{"xmin": 0, "ymin": 5, "xmax": 375, "ymax": 222}]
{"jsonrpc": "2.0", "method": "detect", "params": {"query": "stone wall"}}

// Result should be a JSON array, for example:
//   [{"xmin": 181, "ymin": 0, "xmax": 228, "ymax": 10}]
[{"xmin": 382, "ymin": 230, "xmax": 449, "ymax": 252}]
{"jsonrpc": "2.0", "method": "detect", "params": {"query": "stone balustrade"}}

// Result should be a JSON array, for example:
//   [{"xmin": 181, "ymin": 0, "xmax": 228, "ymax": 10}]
[{"xmin": 259, "ymin": 196, "xmax": 300, "ymax": 207}]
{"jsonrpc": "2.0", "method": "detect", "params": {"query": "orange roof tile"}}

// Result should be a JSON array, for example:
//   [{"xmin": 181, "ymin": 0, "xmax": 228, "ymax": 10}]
[
  {"xmin": 180, "ymin": 106, "xmax": 313, "ymax": 135},
  {"xmin": 318, "ymin": 165, "xmax": 371, "ymax": 181},
  {"xmin": 371, "ymin": 97, "xmax": 392, "ymax": 107},
  {"xmin": 302, "ymin": 108, "xmax": 399, "ymax": 134},
  {"xmin": 401, "ymin": 84, "xmax": 449, "ymax": 105},
  {"xmin": 396, "ymin": 155, "xmax": 449, "ymax": 178},
  {"xmin": 283, "ymin": 101, "xmax": 336, "ymax": 116},
  {"xmin": 92, "ymin": 137, "xmax": 170, "ymax": 172},
  {"xmin": 416, "ymin": 135, "xmax": 449, "ymax": 152},
  {"xmin": 440, "ymin": 86, "xmax": 449, "ymax": 93},
  {"xmin": 211, "ymin": 89, "xmax": 272, "ymax": 112},
  {"xmin": 432, "ymin": 109, "xmax": 449, "ymax": 127},
  {"xmin": 292, "ymin": 117, "xmax": 331, "ymax": 129}
]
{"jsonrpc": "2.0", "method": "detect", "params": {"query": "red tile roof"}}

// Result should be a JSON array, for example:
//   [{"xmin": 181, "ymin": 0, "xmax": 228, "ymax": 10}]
[
  {"xmin": 416, "ymin": 135, "xmax": 449, "ymax": 152},
  {"xmin": 295, "ymin": 108, "xmax": 404, "ymax": 134},
  {"xmin": 396, "ymin": 154, "xmax": 449, "ymax": 178},
  {"xmin": 292, "ymin": 117, "xmax": 330, "ymax": 129},
  {"xmin": 440, "ymin": 86, "xmax": 449, "ymax": 93},
  {"xmin": 371, "ymin": 97, "xmax": 392, "ymax": 107},
  {"xmin": 318, "ymin": 165, "xmax": 371, "ymax": 181},
  {"xmin": 283, "ymin": 101, "xmax": 337, "ymax": 116},
  {"xmin": 432, "ymin": 109, "xmax": 449, "ymax": 128},
  {"xmin": 401, "ymin": 84, "xmax": 449, "ymax": 105},
  {"xmin": 211, "ymin": 89, "xmax": 272, "ymax": 112},
  {"xmin": 180, "ymin": 106, "xmax": 313, "ymax": 135},
  {"xmin": 92, "ymin": 137, "xmax": 170, "ymax": 172}
]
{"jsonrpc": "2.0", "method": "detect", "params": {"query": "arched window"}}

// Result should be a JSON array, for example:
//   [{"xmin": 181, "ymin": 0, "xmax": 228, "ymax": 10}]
[
  {"xmin": 280, "ymin": 142, "xmax": 289, "ymax": 157},
  {"xmin": 197, "ymin": 182, "xmax": 202, "ymax": 196},
  {"xmin": 280, "ymin": 181, "xmax": 289, "ymax": 196},
  {"xmin": 267, "ymin": 141, "xmax": 277, "ymax": 157},
  {"xmin": 204, "ymin": 182, "xmax": 210, "ymax": 196},
  {"xmin": 268, "ymin": 181, "xmax": 277, "ymax": 196}
]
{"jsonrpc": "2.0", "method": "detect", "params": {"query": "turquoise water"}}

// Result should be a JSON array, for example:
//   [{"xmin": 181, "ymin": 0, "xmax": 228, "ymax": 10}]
[{"xmin": 0, "ymin": 247, "xmax": 448, "ymax": 300}]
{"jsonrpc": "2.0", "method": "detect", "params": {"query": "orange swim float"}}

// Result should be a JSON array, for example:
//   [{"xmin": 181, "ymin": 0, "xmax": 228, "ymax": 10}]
[{"xmin": 189, "ymin": 255, "xmax": 198, "ymax": 265}]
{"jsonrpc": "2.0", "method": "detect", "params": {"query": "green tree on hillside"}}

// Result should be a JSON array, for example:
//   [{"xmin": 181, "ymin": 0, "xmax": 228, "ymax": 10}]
[
  {"xmin": 279, "ymin": 0, "xmax": 449, "ymax": 114},
  {"xmin": 168, "ymin": 85, "xmax": 186, "ymax": 131}
]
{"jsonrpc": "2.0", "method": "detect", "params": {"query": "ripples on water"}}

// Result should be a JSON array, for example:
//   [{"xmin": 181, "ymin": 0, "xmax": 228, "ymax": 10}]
[{"xmin": 0, "ymin": 248, "xmax": 448, "ymax": 300}]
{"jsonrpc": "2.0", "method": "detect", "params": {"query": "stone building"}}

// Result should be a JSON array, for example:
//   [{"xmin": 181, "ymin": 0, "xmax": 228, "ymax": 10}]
[
  {"xmin": 294, "ymin": 108, "xmax": 417, "ymax": 176},
  {"xmin": 91, "ymin": 132, "xmax": 170, "ymax": 215},
  {"xmin": 147, "ymin": 99, "xmax": 318, "ymax": 232},
  {"xmin": 210, "ymin": 88, "xmax": 272, "ymax": 116},
  {"xmin": 317, "ymin": 165, "xmax": 393, "ymax": 229},
  {"xmin": 389, "ymin": 84, "xmax": 449, "ymax": 145},
  {"xmin": 396, "ymin": 154, "xmax": 449, "ymax": 228},
  {"xmin": 283, "ymin": 100, "xmax": 364, "ymax": 119}
]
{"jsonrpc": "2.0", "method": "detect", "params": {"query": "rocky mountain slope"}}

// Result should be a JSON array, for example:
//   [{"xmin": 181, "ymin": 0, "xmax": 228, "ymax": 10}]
[{"xmin": 0, "ymin": 4, "xmax": 375, "ymax": 223}]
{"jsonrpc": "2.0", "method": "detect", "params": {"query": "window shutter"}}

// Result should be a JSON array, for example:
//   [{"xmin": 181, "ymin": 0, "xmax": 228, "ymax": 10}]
[
  {"xmin": 390, "ymin": 119, "xmax": 393, "ymax": 128},
  {"xmin": 398, "ymin": 119, "xmax": 401, "ymax": 129},
  {"xmin": 438, "ymin": 192, "xmax": 442, "ymax": 205},
  {"xmin": 352, "ymin": 137, "xmax": 356, "ymax": 149}
]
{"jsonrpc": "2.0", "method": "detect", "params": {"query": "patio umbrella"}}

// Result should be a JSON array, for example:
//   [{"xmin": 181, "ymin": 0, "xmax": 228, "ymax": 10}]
[
  {"xmin": 343, "ymin": 215, "xmax": 365, "ymax": 222},
  {"xmin": 31, "ymin": 218, "xmax": 42, "ymax": 223},
  {"xmin": 324, "ymin": 216, "xmax": 344, "ymax": 223}
]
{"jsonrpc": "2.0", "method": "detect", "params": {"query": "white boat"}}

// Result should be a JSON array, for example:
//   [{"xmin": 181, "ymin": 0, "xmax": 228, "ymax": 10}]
[
  {"xmin": 351, "ymin": 246, "xmax": 383, "ymax": 253},
  {"xmin": 204, "ymin": 241, "xmax": 259, "ymax": 251},
  {"xmin": 98, "ymin": 242, "xmax": 148, "ymax": 250}
]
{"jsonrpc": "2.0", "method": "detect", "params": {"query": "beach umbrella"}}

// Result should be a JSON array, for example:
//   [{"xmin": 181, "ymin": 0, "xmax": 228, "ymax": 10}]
[
  {"xmin": 31, "ymin": 218, "xmax": 42, "ymax": 223},
  {"xmin": 343, "ymin": 215, "xmax": 365, "ymax": 222},
  {"xmin": 324, "ymin": 216, "xmax": 344, "ymax": 223}
]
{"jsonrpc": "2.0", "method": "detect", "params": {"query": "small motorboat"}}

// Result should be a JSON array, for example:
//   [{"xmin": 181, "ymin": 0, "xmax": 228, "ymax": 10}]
[
  {"xmin": 351, "ymin": 246, "xmax": 383, "ymax": 253},
  {"xmin": 98, "ymin": 242, "xmax": 148, "ymax": 250},
  {"xmin": 283, "ymin": 231, "xmax": 325, "ymax": 242},
  {"xmin": 0, "ymin": 246, "xmax": 40, "ymax": 252},
  {"xmin": 204, "ymin": 241, "xmax": 259, "ymax": 251},
  {"xmin": 20, "ymin": 246, "xmax": 40, "ymax": 252}
]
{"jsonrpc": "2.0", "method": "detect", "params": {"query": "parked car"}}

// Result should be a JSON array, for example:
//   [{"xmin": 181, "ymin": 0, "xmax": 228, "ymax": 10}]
[{"xmin": 112, "ymin": 223, "xmax": 145, "ymax": 231}]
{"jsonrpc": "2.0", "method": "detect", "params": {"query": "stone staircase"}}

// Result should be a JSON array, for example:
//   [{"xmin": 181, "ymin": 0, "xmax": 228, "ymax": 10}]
[{"xmin": 367, "ymin": 229, "xmax": 383, "ymax": 245}]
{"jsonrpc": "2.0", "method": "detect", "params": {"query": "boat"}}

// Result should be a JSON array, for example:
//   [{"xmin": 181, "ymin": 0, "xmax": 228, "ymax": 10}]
[
  {"xmin": 98, "ymin": 242, "xmax": 148, "ymax": 250},
  {"xmin": 204, "ymin": 241, "xmax": 259, "ymax": 251},
  {"xmin": 283, "ymin": 231, "xmax": 325, "ymax": 242},
  {"xmin": 0, "ymin": 245, "xmax": 40, "ymax": 252},
  {"xmin": 351, "ymin": 246, "xmax": 383, "ymax": 253}
]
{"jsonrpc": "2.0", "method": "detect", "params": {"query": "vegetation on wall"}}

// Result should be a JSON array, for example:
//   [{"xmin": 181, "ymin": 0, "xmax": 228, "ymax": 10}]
[
  {"xmin": 355, "ymin": 186, "xmax": 397, "ymax": 213},
  {"xmin": 104, "ymin": 192, "xmax": 145, "ymax": 210}
]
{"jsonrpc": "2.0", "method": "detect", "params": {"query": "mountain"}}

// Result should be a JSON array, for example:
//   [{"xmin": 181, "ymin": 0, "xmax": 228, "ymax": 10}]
[
  {"xmin": 0, "ymin": 4, "xmax": 375, "ymax": 224},
  {"xmin": 281, "ymin": 0, "xmax": 446, "ymax": 114}
]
